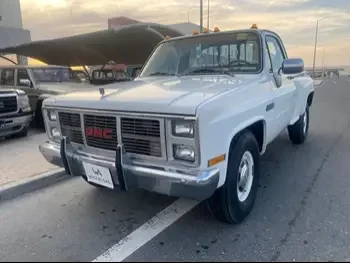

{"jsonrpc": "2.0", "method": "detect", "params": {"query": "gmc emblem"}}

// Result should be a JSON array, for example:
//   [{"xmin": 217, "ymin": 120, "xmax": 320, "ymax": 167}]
[{"xmin": 85, "ymin": 127, "xmax": 113, "ymax": 139}]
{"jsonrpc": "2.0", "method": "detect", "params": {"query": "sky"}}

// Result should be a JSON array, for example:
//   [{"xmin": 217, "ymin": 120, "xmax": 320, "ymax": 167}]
[{"xmin": 20, "ymin": 0, "xmax": 350, "ymax": 67}]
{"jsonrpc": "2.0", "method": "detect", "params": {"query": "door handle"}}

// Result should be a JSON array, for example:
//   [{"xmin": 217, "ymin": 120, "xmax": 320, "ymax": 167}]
[{"xmin": 266, "ymin": 102, "xmax": 274, "ymax": 112}]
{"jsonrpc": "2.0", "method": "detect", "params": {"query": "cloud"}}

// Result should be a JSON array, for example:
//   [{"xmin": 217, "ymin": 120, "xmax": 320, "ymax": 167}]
[{"xmin": 19, "ymin": 0, "xmax": 350, "ymax": 66}]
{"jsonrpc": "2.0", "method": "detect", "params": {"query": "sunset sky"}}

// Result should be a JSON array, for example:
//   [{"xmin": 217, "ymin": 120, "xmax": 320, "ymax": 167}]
[{"xmin": 20, "ymin": 0, "xmax": 350, "ymax": 67}]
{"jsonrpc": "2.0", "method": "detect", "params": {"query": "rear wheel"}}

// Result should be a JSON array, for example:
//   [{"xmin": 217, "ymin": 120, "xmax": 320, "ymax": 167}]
[
  {"xmin": 288, "ymin": 105, "xmax": 309, "ymax": 145},
  {"xmin": 207, "ymin": 131, "xmax": 260, "ymax": 224}
]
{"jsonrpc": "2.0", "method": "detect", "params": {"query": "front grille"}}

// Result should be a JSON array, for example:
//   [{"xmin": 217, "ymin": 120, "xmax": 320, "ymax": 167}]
[
  {"xmin": 0, "ymin": 95, "xmax": 17, "ymax": 114},
  {"xmin": 84, "ymin": 114, "xmax": 117, "ymax": 151},
  {"xmin": 58, "ymin": 112, "xmax": 84, "ymax": 144},
  {"xmin": 121, "ymin": 117, "xmax": 162, "ymax": 157}
]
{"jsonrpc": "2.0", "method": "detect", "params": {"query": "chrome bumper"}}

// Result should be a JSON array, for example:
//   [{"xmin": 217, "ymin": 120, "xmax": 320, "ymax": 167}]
[
  {"xmin": 39, "ymin": 139, "xmax": 220, "ymax": 201},
  {"xmin": 0, "ymin": 111, "xmax": 32, "ymax": 137}
]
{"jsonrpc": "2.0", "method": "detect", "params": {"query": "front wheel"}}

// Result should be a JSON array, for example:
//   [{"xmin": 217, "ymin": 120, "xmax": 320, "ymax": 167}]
[
  {"xmin": 288, "ymin": 105, "xmax": 309, "ymax": 145},
  {"xmin": 35, "ymin": 100, "xmax": 45, "ymax": 130},
  {"xmin": 206, "ymin": 131, "xmax": 260, "ymax": 224}
]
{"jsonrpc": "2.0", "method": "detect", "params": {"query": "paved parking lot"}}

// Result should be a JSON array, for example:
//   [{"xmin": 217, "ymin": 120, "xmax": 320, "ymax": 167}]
[
  {"xmin": 0, "ymin": 128, "xmax": 58, "ymax": 186},
  {"xmin": 0, "ymin": 77, "xmax": 349, "ymax": 261}
]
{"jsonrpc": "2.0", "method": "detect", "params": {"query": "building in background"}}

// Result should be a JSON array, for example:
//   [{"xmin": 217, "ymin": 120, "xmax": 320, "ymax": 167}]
[
  {"xmin": 108, "ymin": 16, "xmax": 201, "ymax": 36},
  {"xmin": 0, "ymin": 0, "xmax": 31, "ymax": 65}
]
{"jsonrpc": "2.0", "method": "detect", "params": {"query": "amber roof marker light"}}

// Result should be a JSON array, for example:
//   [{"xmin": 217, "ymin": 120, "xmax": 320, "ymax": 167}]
[{"xmin": 251, "ymin": 24, "xmax": 258, "ymax": 29}]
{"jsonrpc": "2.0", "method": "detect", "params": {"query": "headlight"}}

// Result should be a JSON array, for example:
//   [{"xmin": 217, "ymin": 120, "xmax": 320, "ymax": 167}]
[
  {"xmin": 47, "ymin": 110, "xmax": 57, "ymax": 121},
  {"xmin": 173, "ymin": 144, "xmax": 195, "ymax": 162},
  {"xmin": 18, "ymin": 95, "xmax": 30, "ymax": 110},
  {"xmin": 51, "ymin": 127, "xmax": 61, "ymax": 139},
  {"xmin": 172, "ymin": 120, "xmax": 195, "ymax": 138}
]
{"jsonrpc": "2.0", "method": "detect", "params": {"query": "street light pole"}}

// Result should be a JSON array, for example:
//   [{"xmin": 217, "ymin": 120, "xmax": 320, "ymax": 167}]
[
  {"xmin": 207, "ymin": 0, "xmax": 210, "ymax": 30},
  {"xmin": 312, "ymin": 17, "xmax": 328, "ymax": 78},
  {"xmin": 200, "ymin": 0, "xmax": 203, "ymax": 32},
  {"xmin": 321, "ymin": 47, "xmax": 325, "ymax": 76}
]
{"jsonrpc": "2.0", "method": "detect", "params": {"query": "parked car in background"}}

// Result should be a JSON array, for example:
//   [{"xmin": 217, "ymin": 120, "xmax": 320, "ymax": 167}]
[
  {"xmin": 90, "ymin": 66, "xmax": 132, "ymax": 86},
  {"xmin": 88, "ymin": 64, "xmax": 143, "ymax": 86},
  {"xmin": 0, "ymin": 65, "xmax": 95, "ymax": 128},
  {"xmin": 0, "ymin": 89, "xmax": 32, "ymax": 139},
  {"xmin": 72, "ymin": 69, "xmax": 89, "ymax": 83}
]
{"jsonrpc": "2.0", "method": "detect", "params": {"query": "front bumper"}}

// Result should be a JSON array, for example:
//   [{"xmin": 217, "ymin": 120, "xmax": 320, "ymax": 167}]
[
  {"xmin": 0, "ymin": 111, "xmax": 32, "ymax": 137},
  {"xmin": 39, "ymin": 138, "xmax": 220, "ymax": 201}
]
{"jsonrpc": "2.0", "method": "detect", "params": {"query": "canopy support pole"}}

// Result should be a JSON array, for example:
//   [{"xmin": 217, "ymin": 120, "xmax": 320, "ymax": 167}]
[{"xmin": 82, "ymin": 65, "xmax": 90, "ymax": 80}]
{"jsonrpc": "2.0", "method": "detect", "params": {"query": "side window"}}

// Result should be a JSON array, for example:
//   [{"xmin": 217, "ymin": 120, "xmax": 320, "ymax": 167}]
[
  {"xmin": 0, "ymin": 69, "xmax": 15, "ymax": 85},
  {"xmin": 266, "ymin": 36, "xmax": 285, "ymax": 72},
  {"xmin": 17, "ymin": 69, "xmax": 31, "ymax": 86}
]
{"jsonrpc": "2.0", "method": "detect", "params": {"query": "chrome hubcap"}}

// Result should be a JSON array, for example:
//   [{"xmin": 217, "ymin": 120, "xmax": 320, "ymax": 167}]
[
  {"xmin": 237, "ymin": 151, "xmax": 254, "ymax": 202},
  {"xmin": 303, "ymin": 111, "xmax": 308, "ymax": 134}
]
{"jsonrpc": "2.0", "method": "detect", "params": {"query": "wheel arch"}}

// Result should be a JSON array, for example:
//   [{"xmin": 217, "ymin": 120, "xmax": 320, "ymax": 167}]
[
  {"xmin": 226, "ymin": 117, "xmax": 267, "ymax": 159},
  {"xmin": 307, "ymin": 91, "xmax": 314, "ymax": 107}
]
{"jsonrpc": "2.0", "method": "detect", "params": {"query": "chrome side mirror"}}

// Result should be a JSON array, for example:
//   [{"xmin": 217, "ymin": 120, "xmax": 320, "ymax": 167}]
[
  {"xmin": 281, "ymin": 58, "xmax": 304, "ymax": 75},
  {"xmin": 19, "ymin": 79, "xmax": 32, "ymax": 87}
]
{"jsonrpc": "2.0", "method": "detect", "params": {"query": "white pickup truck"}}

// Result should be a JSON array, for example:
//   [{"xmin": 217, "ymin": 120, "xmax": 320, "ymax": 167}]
[{"xmin": 39, "ymin": 26, "xmax": 314, "ymax": 224}]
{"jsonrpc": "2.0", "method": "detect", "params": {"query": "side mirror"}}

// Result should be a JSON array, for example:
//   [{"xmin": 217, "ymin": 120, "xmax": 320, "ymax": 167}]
[
  {"xmin": 19, "ymin": 79, "xmax": 32, "ymax": 87},
  {"xmin": 281, "ymin": 58, "xmax": 304, "ymax": 75}
]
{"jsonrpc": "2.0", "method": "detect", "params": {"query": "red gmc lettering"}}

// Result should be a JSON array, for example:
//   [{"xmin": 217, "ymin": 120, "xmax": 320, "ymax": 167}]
[
  {"xmin": 103, "ymin": 129, "xmax": 113, "ymax": 139},
  {"xmin": 85, "ymin": 127, "xmax": 94, "ymax": 136},
  {"xmin": 94, "ymin": 128, "xmax": 103, "ymax": 138},
  {"xmin": 85, "ymin": 127, "xmax": 113, "ymax": 139}
]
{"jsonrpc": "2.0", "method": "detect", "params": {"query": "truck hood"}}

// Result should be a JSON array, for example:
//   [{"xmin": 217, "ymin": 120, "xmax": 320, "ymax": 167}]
[
  {"xmin": 44, "ymin": 75, "xmax": 256, "ymax": 115},
  {"xmin": 38, "ymin": 82, "xmax": 95, "ymax": 94}
]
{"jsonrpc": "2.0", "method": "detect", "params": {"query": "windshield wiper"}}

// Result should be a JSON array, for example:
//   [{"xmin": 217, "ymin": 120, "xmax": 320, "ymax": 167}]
[
  {"xmin": 148, "ymin": 72, "xmax": 175, "ymax": 76},
  {"xmin": 183, "ymin": 68, "xmax": 235, "ymax": 77}
]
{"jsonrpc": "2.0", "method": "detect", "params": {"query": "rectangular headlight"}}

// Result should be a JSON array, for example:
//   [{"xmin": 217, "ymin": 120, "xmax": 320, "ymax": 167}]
[
  {"xmin": 172, "ymin": 120, "xmax": 195, "ymax": 138},
  {"xmin": 47, "ymin": 109, "xmax": 57, "ymax": 121},
  {"xmin": 51, "ymin": 127, "xmax": 61, "ymax": 139},
  {"xmin": 173, "ymin": 144, "xmax": 195, "ymax": 162},
  {"xmin": 18, "ymin": 95, "xmax": 30, "ymax": 110}
]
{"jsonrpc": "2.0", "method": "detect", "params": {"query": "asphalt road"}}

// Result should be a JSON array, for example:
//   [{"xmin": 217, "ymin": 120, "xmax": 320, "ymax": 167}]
[{"xmin": 1, "ymin": 77, "xmax": 350, "ymax": 262}]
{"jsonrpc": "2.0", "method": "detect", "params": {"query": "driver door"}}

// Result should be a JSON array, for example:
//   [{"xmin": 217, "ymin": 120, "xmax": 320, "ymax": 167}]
[
  {"xmin": 265, "ymin": 34, "xmax": 297, "ymax": 138},
  {"xmin": 17, "ymin": 68, "xmax": 38, "ymax": 111}
]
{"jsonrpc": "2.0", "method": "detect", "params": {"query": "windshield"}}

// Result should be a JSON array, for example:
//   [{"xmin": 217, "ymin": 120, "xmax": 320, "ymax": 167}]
[
  {"xmin": 32, "ymin": 67, "xmax": 82, "ymax": 83},
  {"xmin": 140, "ymin": 32, "xmax": 262, "ymax": 77}
]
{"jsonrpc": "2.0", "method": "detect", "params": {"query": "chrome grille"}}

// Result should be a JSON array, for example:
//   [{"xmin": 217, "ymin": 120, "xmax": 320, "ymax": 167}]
[
  {"xmin": 84, "ymin": 114, "xmax": 117, "ymax": 151},
  {"xmin": 58, "ymin": 112, "xmax": 84, "ymax": 144},
  {"xmin": 0, "ymin": 95, "xmax": 17, "ymax": 114},
  {"xmin": 121, "ymin": 117, "xmax": 161, "ymax": 157}
]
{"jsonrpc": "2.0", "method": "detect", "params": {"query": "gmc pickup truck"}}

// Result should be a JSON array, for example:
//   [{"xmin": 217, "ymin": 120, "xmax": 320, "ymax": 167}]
[{"xmin": 39, "ymin": 25, "xmax": 314, "ymax": 224}]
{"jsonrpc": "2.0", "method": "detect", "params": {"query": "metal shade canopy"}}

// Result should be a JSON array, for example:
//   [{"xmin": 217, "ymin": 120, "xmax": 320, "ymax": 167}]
[{"xmin": 0, "ymin": 23, "xmax": 184, "ymax": 66}]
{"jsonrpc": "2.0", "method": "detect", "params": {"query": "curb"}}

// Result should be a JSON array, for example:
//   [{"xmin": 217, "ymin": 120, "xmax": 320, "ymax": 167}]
[{"xmin": 0, "ymin": 168, "xmax": 70, "ymax": 202}]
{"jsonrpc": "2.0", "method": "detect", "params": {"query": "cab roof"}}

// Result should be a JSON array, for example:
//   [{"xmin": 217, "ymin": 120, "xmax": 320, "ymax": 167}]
[{"xmin": 162, "ymin": 28, "xmax": 278, "ymax": 43}]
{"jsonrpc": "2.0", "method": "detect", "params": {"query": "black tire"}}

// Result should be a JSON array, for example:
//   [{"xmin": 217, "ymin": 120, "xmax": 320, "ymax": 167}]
[
  {"xmin": 287, "ymin": 105, "xmax": 309, "ymax": 145},
  {"xmin": 35, "ymin": 100, "xmax": 45, "ymax": 130},
  {"xmin": 13, "ymin": 126, "xmax": 29, "ymax": 138},
  {"xmin": 206, "ymin": 130, "xmax": 260, "ymax": 224}
]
